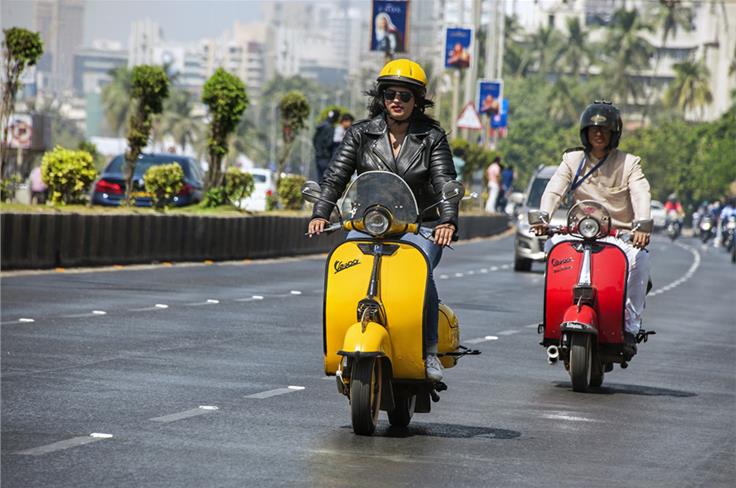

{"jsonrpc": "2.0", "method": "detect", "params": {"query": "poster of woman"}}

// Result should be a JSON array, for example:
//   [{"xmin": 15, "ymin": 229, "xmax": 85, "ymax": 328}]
[
  {"xmin": 370, "ymin": 0, "xmax": 408, "ymax": 54},
  {"xmin": 477, "ymin": 80, "xmax": 503, "ymax": 117},
  {"xmin": 445, "ymin": 27, "xmax": 472, "ymax": 69}
]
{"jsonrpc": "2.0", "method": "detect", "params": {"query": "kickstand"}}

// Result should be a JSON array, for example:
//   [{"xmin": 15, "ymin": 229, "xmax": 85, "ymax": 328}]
[{"xmin": 636, "ymin": 329, "xmax": 656, "ymax": 343}]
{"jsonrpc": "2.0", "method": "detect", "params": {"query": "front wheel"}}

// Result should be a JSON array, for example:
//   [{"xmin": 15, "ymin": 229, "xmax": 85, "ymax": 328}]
[
  {"xmin": 514, "ymin": 255, "xmax": 532, "ymax": 272},
  {"xmin": 569, "ymin": 334, "xmax": 592, "ymax": 392},
  {"xmin": 387, "ymin": 387, "xmax": 415, "ymax": 427},
  {"xmin": 350, "ymin": 357, "xmax": 382, "ymax": 436}
]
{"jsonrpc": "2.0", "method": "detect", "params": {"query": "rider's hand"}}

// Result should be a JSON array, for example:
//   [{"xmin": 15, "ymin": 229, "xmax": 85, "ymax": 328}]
[
  {"xmin": 530, "ymin": 224, "xmax": 549, "ymax": 236},
  {"xmin": 632, "ymin": 230, "xmax": 650, "ymax": 249},
  {"xmin": 433, "ymin": 223, "xmax": 456, "ymax": 247},
  {"xmin": 308, "ymin": 218, "xmax": 328, "ymax": 237}
]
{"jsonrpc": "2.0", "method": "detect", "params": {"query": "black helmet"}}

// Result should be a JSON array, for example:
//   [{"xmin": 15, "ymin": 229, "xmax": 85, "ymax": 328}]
[{"xmin": 580, "ymin": 100, "xmax": 622, "ymax": 150}]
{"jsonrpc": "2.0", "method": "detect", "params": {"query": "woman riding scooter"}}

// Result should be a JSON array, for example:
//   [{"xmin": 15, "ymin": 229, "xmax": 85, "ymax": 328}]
[
  {"xmin": 531, "ymin": 101, "xmax": 653, "ymax": 355},
  {"xmin": 308, "ymin": 59, "xmax": 458, "ymax": 382}
]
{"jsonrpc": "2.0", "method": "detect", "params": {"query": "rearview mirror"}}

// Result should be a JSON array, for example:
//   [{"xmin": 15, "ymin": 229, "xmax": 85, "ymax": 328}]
[
  {"xmin": 509, "ymin": 192, "xmax": 525, "ymax": 205},
  {"xmin": 441, "ymin": 181, "xmax": 465, "ymax": 204},
  {"xmin": 301, "ymin": 181, "xmax": 321, "ymax": 203},
  {"xmin": 528, "ymin": 210, "xmax": 549, "ymax": 225}
]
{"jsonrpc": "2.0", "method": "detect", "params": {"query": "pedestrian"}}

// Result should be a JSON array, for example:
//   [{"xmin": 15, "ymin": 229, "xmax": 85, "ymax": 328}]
[
  {"xmin": 499, "ymin": 163, "xmax": 514, "ymax": 212},
  {"xmin": 485, "ymin": 156, "xmax": 501, "ymax": 213},
  {"xmin": 28, "ymin": 164, "xmax": 47, "ymax": 204},
  {"xmin": 331, "ymin": 113, "xmax": 354, "ymax": 159},
  {"xmin": 531, "ymin": 101, "xmax": 652, "ymax": 355},
  {"xmin": 308, "ymin": 59, "xmax": 458, "ymax": 382},
  {"xmin": 452, "ymin": 146, "xmax": 466, "ymax": 182},
  {"xmin": 313, "ymin": 110, "xmax": 338, "ymax": 182}
]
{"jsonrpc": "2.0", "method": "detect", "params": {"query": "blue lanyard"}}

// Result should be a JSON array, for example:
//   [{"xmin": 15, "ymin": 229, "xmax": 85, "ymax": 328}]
[{"xmin": 570, "ymin": 152, "xmax": 609, "ymax": 194}]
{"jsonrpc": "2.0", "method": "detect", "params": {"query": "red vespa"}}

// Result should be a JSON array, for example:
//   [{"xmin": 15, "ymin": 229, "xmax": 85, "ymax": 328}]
[{"xmin": 529, "ymin": 200, "xmax": 655, "ymax": 392}]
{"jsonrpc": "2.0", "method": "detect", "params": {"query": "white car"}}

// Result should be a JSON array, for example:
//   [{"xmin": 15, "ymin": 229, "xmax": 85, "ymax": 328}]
[
  {"xmin": 237, "ymin": 168, "xmax": 276, "ymax": 211},
  {"xmin": 650, "ymin": 200, "xmax": 666, "ymax": 230}
]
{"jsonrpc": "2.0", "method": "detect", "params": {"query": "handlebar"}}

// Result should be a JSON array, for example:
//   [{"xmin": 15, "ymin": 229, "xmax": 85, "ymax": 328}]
[{"xmin": 535, "ymin": 225, "xmax": 633, "ymax": 241}]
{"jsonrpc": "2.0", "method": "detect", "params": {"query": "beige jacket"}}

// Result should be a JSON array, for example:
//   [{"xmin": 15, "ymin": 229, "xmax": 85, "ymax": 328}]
[{"xmin": 540, "ymin": 148, "xmax": 651, "ymax": 229}]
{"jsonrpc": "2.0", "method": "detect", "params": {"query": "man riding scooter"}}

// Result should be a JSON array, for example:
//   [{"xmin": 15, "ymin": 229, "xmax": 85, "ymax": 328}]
[{"xmin": 531, "ymin": 101, "xmax": 652, "ymax": 355}]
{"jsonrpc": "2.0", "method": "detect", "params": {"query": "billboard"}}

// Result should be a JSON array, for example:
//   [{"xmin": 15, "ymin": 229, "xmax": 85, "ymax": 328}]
[
  {"xmin": 370, "ymin": 0, "xmax": 409, "ymax": 55},
  {"xmin": 491, "ymin": 99, "xmax": 509, "ymax": 128},
  {"xmin": 444, "ymin": 27, "xmax": 472, "ymax": 69},
  {"xmin": 477, "ymin": 80, "xmax": 503, "ymax": 117}
]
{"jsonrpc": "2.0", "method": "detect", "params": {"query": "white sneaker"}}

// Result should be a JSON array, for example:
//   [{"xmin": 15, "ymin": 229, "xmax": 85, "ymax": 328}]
[{"xmin": 425, "ymin": 354, "xmax": 444, "ymax": 382}]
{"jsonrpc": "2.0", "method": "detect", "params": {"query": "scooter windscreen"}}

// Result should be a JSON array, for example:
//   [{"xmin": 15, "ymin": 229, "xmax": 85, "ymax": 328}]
[{"xmin": 340, "ymin": 171, "xmax": 419, "ymax": 233}]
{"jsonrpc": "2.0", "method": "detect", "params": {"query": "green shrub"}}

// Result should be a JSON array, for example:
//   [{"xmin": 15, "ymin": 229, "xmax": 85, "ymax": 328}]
[
  {"xmin": 41, "ymin": 146, "xmax": 97, "ymax": 204},
  {"xmin": 224, "ymin": 167, "xmax": 255, "ymax": 209},
  {"xmin": 277, "ymin": 174, "xmax": 306, "ymax": 210},
  {"xmin": 202, "ymin": 186, "xmax": 228, "ymax": 208},
  {"xmin": 143, "ymin": 163, "xmax": 184, "ymax": 209},
  {"xmin": 0, "ymin": 174, "xmax": 21, "ymax": 202}
]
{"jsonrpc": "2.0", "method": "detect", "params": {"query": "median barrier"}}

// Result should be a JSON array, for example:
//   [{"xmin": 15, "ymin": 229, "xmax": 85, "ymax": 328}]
[{"xmin": 0, "ymin": 212, "xmax": 509, "ymax": 270}]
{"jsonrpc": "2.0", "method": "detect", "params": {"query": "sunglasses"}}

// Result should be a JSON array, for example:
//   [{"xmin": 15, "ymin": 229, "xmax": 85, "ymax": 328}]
[{"xmin": 383, "ymin": 89, "xmax": 414, "ymax": 103}]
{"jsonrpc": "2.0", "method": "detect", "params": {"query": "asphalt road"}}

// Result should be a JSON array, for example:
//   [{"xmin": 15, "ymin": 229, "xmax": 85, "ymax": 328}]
[{"xmin": 2, "ymin": 233, "xmax": 734, "ymax": 487}]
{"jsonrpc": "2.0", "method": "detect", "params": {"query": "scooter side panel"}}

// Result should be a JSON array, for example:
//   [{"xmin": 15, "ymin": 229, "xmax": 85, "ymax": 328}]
[
  {"xmin": 544, "ymin": 242, "xmax": 582, "ymax": 340},
  {"xmin": 323, "ymin": 240, "xmax": 427, "ymax": 380},
  {"xmin": 590, "ymin": 244, "xmax": 628, "ymax": 344}
]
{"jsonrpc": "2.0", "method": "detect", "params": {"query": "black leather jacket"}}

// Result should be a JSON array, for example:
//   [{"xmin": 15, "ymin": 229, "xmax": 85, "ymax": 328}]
[{"xmin": 312, "ymin": 114, "xmax": 459, "ymax": 228}]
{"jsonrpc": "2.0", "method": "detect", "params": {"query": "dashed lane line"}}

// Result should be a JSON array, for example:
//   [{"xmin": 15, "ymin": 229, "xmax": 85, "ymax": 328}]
[
  {"xmin": 14, "ymin": 433, "xmax": 113, "ymax": 456},
  {"xmin": 150, "ymin": 405, "xmax": 219, "ymax": 423},
  {"xmin": 497, "ymin": 329, "xmax": 520, "ymax": 336},
  {"xmin": 464, "ymin": 335, "xmax": 499, "ymax": 344},
  {"xmin": 245, "ymin": 386, "xmax": 305, "ymax": 399},
  {"xmin": 542, "ymin": 413, "xmax": 598, "ymax": 423}
]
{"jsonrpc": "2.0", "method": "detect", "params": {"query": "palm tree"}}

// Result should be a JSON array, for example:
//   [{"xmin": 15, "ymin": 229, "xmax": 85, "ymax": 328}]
[
  {"xmin": 641, "ymin": 0, "xmax": 694, "ymax": 121},
  {"xmin": 663, "ymin": 59, "xmax": 713, "ymax": 118},
  {"xmin": 548, "ymin": 77, "xmax": 583, "ymax": 125},
  {"xmin": 553, "ymin": 17, "xmax": 596, "ymax": 78},
  {"xmin": 100, "ymin": 66, "xmax": 132, "ymax": 137},
  {"xmin": 503, "ymin": 15, "xmax": 526, "ymax": 77},
  {"xmin": 601, "ymin": 9, "xmax": 654, "ymax": 106},
  {"xmin": 157, "ymin": 87, "xmax": 202, "ymax": 154},
  {"xmin": 517, "ymin": 25, "xmax": 563, "ymax": 78}
]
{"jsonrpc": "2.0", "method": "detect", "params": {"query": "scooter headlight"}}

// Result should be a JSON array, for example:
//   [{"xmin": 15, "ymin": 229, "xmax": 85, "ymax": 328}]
[
  {"xmin": 579, "ymin": 217, "xmax": 600, "ymax": 239},
  {"xmin": 363, "ymin": 208, "xmax": 391, "ymax": 236}
]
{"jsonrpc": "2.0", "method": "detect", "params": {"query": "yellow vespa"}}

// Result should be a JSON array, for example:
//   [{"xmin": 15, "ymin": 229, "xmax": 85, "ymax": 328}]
[{"xmin": 303, "ymin": 171, "xmax": 480, "ymax": 435}]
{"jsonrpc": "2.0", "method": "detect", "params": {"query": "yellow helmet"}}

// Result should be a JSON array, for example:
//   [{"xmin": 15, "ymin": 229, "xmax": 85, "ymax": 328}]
[{"xmin": 377, "ymin": 59, "xmax": 427, "ymax": 94}]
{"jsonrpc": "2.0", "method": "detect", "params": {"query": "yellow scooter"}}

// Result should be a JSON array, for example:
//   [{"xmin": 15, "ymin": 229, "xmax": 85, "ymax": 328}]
[{"xmin": 303, "ymin": 171, "xmax": 480, "ymax": 435}]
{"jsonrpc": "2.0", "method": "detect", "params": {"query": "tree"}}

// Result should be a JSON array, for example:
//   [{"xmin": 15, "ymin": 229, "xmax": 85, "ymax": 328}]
[
  {"xmin": 663, "ymin": 59, "xmax": 713, "ymax": 119},
  {"xmin": 518, "ymin": 25, "xmax": 562, "ymax": 78},
  {"xmin": 1, "ymin": 27, "xmax": 43, "ymax": 177},
  {"xmin": 553, "ymin": 18, "xmax": 596, "ymax": 78},
  {"xmin": 201, "ymin": 68, "xmax": 248, "ymax": 188},
  {"xmin": 157, "ymin": 87, "xmax": 202, "ymax": 153},
  {"xmin": 276, "ymin": 91, "xmax": 310, "ymax": 185},
  {"xmin": 124, "ymin": 65, "xmax": 170, "ymax": 204},
  {"xmin": 101, "ymin": 66, "xmax": 132, "ymax": 136},
  {"xmin": 601, "ymin": 9, "xmax": 654, "ymax": 105}
]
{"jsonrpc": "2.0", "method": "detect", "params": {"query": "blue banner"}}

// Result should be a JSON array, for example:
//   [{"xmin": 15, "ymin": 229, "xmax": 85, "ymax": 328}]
[
  {"xmin": 370, "ymin": 0, "xmax": 409, "ymax": 54},
  {"xmin": 444, "ymin": 27, "xmax": 472, "ymax": 69},
  {"xmin": 477, "ymin": 80, "xmax": 503, "ymax": 116},
  {"xmin": 491, "ymin": 98, "xmax": 509, "ymax": 128}
]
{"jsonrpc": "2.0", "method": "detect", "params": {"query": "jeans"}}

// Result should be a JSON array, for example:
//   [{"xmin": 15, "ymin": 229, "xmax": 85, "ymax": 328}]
[{"xmin": 347, "ymin": 228, "xmax": 443, "ymax": 345}]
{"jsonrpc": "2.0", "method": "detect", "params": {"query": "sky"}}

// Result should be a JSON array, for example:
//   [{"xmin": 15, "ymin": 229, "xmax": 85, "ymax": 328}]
[{"xmin": 1, "ymin": 0, "xmax": 265, "ymax": 45}]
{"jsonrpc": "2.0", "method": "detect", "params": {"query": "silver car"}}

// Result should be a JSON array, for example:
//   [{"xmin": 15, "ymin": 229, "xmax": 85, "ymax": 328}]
[{"xmin": 514, "ymin": 165, "xmax": 568, "ymax": 271}]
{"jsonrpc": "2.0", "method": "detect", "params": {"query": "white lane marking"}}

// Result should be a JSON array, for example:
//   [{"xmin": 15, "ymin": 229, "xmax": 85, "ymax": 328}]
[
  {"xmin": 467, "ymin": 270, "xmax": 475, "ymax": 275},
  {"xmin": 480, "ymin": 268, "xmax": 489, "ymax": 273},
  {"xmin": 501, "ymin": 264, "xmax": 510, "ymax": 270},
  {"xmin": 454, "ymin": 272, "xmax": 464, "ymax": 277},
  {"xmin": 465, "ymin": 335, "xmax": 499, "ymax": 344},
  {"xmin": 252, "ymin": 295, "xmax": 264, "ymax": 300},
  {"xmin": 130, "ymin": 303, "xmax": 169, "ymax": 312},
  {"xmin": 155, "ymin": 304, "xmax": 168, "ymax": 309},
  {"xmin": 650, "ymin": 243, "xmax": 701, "ymax": 297},
  {"xmin": 543, "ymin": 413, "xmax": 597, "ymax": 423},
  {"xmin": 497, "ymin": 329, "xmax": 520, "ymax": 336},
  {"xmin": 246, "ymin": 386, "xmax": 306, "ymax": 399},
  {"xmin": 290, "ymin": 290, "xmax": 302, "ymax": 295},
  {"xmin": 206, "ymin": 299, "xmax": 219, "ymax": 304},
  {"xmin": 439, "ymin": 274, "xmax": 449, "ymax": 280},
  {"xmin": 19, "ymin": 318, "xmax": 35, "ymax": 323},
  {"xmin": 92, "ymin": 310, "xmax": 106, "ymax": 315},
  {"xmin": 490, "ymin": 266, "xmax": 499, "ymax": 271},
  {"xmin": 150, "ymin": 406, "xmax": 219, "ymax": 423},
  {"xmin": 14, "ymin": 433, "xmax": 113, "ymax": 456},
  {"xmin": 525, "ymin": 323, "xmax": 540, "ymax": 328}
]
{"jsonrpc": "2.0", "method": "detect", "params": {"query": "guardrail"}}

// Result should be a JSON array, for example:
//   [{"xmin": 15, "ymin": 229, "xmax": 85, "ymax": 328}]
[{"xmin": 1, "ymin": 213, "xmax": 509, "ymax": 270}]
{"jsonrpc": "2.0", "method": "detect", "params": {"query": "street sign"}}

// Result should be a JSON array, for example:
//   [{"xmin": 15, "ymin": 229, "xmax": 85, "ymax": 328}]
[
  {"xmin": 8, "ymin": 114, "xmax": 33, "ymax": 149},
  {"xmin": 456, "ymin": 102, "xmax": 483, "ymax": 130}
]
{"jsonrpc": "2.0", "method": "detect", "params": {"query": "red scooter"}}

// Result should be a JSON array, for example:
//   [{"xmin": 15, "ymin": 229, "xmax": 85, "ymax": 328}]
[{"xmin": 529, "ymin": 201, "xmax": 655, "ymax": 392}]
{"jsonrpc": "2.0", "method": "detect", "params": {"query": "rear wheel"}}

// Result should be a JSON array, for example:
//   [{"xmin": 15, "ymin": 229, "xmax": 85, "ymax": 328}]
[
  {"xmin": 514, "ymin": 255, "xmax": 532, "ymax": 272},
  {"xmin": 569, "ymin": 334, "xmax": 592, "ymax": 392},
  {"xmin": 387, "ymin": 387, "xmax": 415, "ymax": 427},
  {"xmin": 350, "ymin": 357, "xmax": 382, "ymax": 436}
]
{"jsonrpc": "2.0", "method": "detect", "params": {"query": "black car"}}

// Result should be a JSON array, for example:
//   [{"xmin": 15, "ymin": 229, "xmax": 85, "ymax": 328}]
[{"xmin": 91, "ymin": 153, "xmax": 204, "ymax": 207}]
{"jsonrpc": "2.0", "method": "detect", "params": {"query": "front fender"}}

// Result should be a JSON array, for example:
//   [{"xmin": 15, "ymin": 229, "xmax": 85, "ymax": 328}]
[
  {"xmin": 339, "ymin": 321, "xmax": 393, "ymax": 360},
  {"xmin": 561, "ymin": 304, "xmax": 598, "ymax": 333}
]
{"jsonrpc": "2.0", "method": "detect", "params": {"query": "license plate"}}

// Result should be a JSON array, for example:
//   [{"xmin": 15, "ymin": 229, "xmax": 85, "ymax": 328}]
[{"xmin": 132, "ymin": 191, "xmax": 152, "ymax": 198}]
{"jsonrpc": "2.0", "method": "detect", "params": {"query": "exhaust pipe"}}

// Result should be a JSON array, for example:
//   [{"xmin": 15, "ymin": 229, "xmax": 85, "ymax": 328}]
[{"xmin": 546, "ymin": 345, "xmax": 559, "ymax": 365}]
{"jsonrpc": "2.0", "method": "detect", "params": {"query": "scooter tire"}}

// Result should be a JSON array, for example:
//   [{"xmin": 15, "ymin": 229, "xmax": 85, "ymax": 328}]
[
  {"xmin": 387, "ymin": 387, "xmax": 415, "ymax": 428},
  {"xmin": 590, "ymin": 370, "xmax": 604, "ymax": 388},
  {"xmin": 350, "ymin": 357, "xmax": 382, "ymax": 436},
  {"xmin": 569, "ymin": 334, "xmax": 592, "ymax": 392}
]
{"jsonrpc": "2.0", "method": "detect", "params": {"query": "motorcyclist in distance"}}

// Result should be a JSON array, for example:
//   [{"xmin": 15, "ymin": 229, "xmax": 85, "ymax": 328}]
[
  {"xmin": 307, "ymin": 59, "xmax": 458, "ymax": 382},
  {"xmin": 531, "ymin": 101, "xmax": 652, "ymax": 354},
  {"xmin": 664, "ymin": 193, "xmax": 685, "ymax": 229}
]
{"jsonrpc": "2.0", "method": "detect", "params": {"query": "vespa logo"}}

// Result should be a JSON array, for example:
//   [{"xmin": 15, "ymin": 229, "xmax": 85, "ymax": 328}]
[
  {"xmin": 334, "ymin": 258, "xmax": 360, "ymax": 274},
  {"xmin": 551, "ymin": 257, "xmax": 573, "ymax": 267}
]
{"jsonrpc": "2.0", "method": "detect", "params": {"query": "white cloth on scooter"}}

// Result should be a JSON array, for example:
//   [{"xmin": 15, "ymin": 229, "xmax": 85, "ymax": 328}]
[{"xmin": 545, "ymin": 234, "xmax": 650, "ymax": 334}]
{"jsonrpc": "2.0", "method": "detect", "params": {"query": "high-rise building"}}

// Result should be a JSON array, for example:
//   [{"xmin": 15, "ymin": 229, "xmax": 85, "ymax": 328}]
[
  {"xmin": 128, "ymin": 18, "xmax": 163, "ymax": 67},
  {"xmin": 33, "ymin": 0, "xmax": 85, "ymax": 92}
]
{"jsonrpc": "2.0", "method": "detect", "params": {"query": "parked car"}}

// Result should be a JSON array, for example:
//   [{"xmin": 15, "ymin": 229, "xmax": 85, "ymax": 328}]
[
  {"xmin": 514, "ymin": 165, "xmax": 568, "ymax": 272},
  {"xmin": 236, "ymin": 168, "xmax": 276, "ymax": 211},
  {"xmin": 650, "ymin": 200, "xmax": 666, "ymax": 230},
  {"xmin": 91, "ymin": 153, "xmax": 204, "ymax": 207}
]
